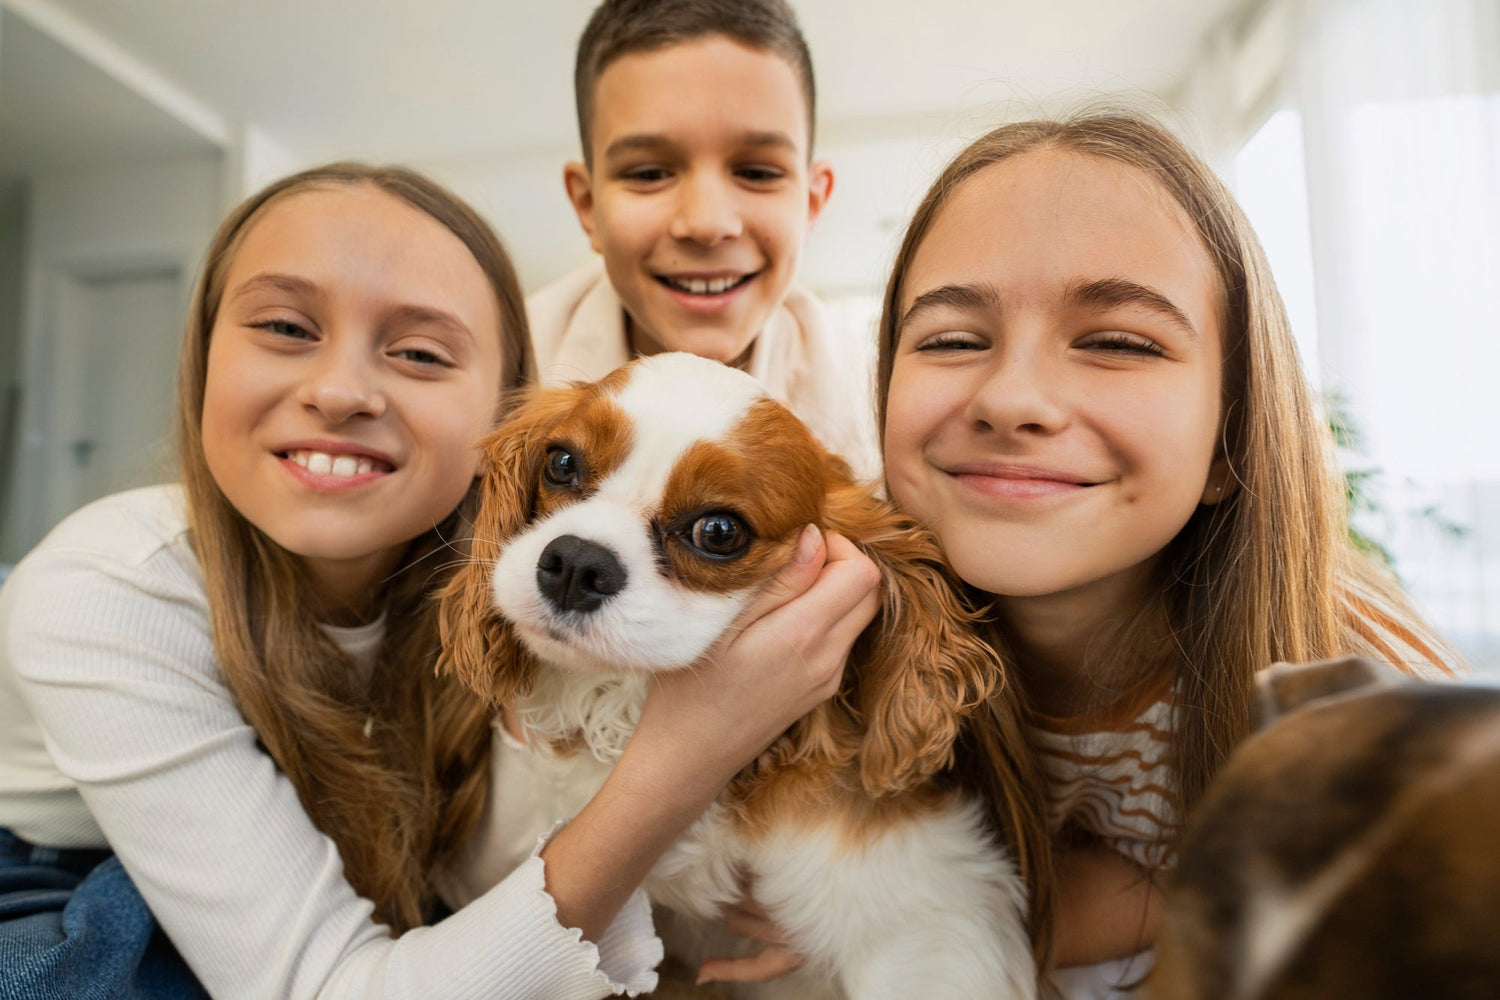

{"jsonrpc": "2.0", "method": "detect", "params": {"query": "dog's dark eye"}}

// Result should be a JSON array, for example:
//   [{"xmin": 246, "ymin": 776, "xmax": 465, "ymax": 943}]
[
  {"xmin": 543, "ymin": 446, "xmax": 580, "ymax": 488},
  {"xmin": 689, "ymin": 513, "xmax": 749, "ymax": 558}
]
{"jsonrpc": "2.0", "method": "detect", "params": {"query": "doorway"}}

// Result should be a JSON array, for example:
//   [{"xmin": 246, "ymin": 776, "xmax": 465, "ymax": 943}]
[{"xmin": 44, "ymin": 265, "xmax": 184, "ymax": 529}]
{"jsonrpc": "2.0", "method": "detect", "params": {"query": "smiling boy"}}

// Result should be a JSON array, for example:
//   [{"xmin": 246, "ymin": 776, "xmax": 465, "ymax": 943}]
[{"xmin": 528, "ymin": 0, "xmax": 878, "ymax": 478}]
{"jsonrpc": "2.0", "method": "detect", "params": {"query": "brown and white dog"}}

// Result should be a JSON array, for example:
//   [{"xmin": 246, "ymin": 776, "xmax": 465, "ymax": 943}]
[
  {"xmin": 1144, "ymin": 658, "xmax": 1500, "ymax": 1000},
  {"xmin": 438, "ymin": 352, "xmax": 1033, "ymax": 999}
]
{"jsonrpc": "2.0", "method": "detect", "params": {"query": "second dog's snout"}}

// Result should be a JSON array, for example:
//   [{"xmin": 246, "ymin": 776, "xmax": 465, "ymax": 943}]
[{"xmin": 536, "ymin": 535, "xmax": 627, "ymax": 613}]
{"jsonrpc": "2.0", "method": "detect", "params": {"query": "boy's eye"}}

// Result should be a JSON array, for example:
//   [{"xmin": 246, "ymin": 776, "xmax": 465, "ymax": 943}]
[
  {"xmin": 1081, "ymin": 331, "xmax": 1166, "ymax": 356},
  {"xmin": 735, "ymin": 165, "xmax": 784, "ymax": 183},
  {"xmin": 622, "ymin": 166, "xmax": 672, "ymax": 184}
]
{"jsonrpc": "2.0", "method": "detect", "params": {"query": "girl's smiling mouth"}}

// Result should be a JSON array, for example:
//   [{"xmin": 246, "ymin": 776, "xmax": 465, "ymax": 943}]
[
  {"xmin": 275, "ymin": 443, "xmax": 397, "ymax": 486},
  {"xmin": 945, "ymin": 462, "xmax": 1100, "ymax": 500}
]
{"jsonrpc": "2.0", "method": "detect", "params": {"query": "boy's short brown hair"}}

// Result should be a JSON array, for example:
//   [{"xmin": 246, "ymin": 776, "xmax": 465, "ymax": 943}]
[{"xmin": 574, "ymin": 0, "xmax": 817, "ymax": 165}]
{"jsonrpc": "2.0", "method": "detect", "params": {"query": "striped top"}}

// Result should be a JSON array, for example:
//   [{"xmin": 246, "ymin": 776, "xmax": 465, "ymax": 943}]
[{"xmin": 1029, "ymin": 671, "xmax": 1179, "ymax": 871}]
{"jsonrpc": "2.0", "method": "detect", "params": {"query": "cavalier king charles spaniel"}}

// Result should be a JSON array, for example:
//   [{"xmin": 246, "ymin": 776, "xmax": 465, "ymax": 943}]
[{"xmin": 438, "ymin": 353, "xmax": 1033, "ymax": 999}]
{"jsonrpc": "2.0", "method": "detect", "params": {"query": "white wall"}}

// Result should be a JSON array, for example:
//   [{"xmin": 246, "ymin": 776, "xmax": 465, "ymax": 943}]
[
  {"xmin": 0, "ymin": 184, "xmax": 27, "ymax": 551},
  {"xmin": 1, "ymin": 155, "xmax": 221, "ymax": 561}
]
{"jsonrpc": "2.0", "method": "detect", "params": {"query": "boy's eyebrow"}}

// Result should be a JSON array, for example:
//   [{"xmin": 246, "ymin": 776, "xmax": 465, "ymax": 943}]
[
  {"xmin": 1065, "ymin": 277, "xmax": 1198, "ymax": 338},
  {"xmin": 601, "ymin": 129, "xmax": 800, "ymax": 161},
  {"xmin": 898, "ymin": 282, "xmax": 1003, "ymax": 331}
]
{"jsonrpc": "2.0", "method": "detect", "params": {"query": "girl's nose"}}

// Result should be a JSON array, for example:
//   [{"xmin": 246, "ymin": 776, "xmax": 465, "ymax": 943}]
[
  {"xmin": 668, "ymin": 174, "xmax": 744, "ymax": 245},
  {"xmin": 964, "ymin": 349, "xmax": 1070, "ymax": 436},
  {"xmin": 298, "ymin": 351, "xmax": 385, "ymax": 424}
]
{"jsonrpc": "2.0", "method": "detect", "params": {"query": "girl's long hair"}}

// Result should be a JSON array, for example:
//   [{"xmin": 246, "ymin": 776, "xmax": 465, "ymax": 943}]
[
  {"xmin": 875, "ymin": 111, "xmax": 1456, "ymax": 953},
  {"xmin": 176, "ymin": 164, "xmax": 531, "ymax": 931}
]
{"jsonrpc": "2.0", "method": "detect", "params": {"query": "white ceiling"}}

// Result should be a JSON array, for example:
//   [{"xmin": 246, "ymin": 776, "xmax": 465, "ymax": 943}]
[
  {"xmin": 9, "ymin": 0, "xmax": 1251, "ymax": 167},
  {"xmin": 0, "ymin": 11, "xmax": 218, "ymax": 188}
]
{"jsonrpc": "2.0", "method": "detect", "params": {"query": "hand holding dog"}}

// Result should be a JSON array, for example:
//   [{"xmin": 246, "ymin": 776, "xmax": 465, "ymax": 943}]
[
  {"xmin": 539, "ymin": 525, "xmax": 878, "ymax": 944},
  {"xmin": 637, "ymin": 525, "xmax": 882, "ymax": 783}
]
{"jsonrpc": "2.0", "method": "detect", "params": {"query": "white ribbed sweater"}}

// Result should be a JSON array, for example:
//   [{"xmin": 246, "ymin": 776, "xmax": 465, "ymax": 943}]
[{"xmin": 0, "ymin": 485, "xmax": 661, "ymax": 999}]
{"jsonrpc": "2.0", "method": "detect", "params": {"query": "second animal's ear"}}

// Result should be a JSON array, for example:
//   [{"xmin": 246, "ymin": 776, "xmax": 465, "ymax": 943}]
[
  {"xmin": 824, "ymin": 484, "xmax": 996, "ymax": 796},
  {"xmin": 1251, "ymin": 657, "xmax": 1398, "ymax": 731}
]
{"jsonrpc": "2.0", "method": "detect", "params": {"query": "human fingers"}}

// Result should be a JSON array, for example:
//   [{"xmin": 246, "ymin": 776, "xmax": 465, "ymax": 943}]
[
  {"xmin": 696, "ymin": 944, "xmax": 804, "ymax": 986},
  {"xmin": 634, "ymin": 530, "xmax": 878, "ymax": 779},
  {"xmin": 731, "ymin": 523, "xmax": 826, "ymax": 628},
  {"xmin": 721, "ymin": 902, "xmax": 789, "ymax": 946},
  {"xmin": 752, "ymin": 531, "xmax": 880, "ymax": 699}
]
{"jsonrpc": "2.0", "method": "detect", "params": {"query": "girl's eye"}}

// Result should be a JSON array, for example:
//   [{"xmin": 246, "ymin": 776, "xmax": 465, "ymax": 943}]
[
  {"xmin": 254, "ymin": 319, "xmax": 313, "ymax": 340},
  {"xmin": 1082, "ymin": 331, "xmax": 1166, "ymax": 356},
  {"xmin": 391, "ymin": 346, "xmax": 452, "ymax": 367},
  {"xmin": 915, "ymin": 332, "xmax": 986, "ymax": 352},
  {"xmin": 543, "ymin": 446, "xmax": 581, "ymax": 488}
]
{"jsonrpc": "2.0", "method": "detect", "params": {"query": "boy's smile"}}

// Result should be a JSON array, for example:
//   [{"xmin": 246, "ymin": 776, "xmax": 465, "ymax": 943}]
[{"xmin": 564, "ymin": 34, "xmax": 833, "ymax": 364}]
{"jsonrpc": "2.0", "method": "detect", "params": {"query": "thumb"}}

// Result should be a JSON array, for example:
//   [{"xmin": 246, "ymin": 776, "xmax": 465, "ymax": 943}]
[{"xmin": 735, "ymin": 524, "xmax": 824, "ymax": 626}]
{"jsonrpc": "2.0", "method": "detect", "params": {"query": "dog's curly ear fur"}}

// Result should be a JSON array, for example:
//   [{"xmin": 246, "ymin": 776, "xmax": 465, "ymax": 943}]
[
  {"xmin": 436, "ymin": 387, "xmax": 580, "ymax": 708},
  {"xmin": 824, "ymin": 481, "xmax": 1001, "ymax": 797}
]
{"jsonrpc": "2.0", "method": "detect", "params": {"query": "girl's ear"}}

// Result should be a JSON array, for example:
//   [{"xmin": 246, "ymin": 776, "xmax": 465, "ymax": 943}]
[
  {"xmin": 822, "ymin": 480, "xmax": 998, "ymax": 796},
  {"xmin": 436, "ymin": 387, "xmax": 581, "ymax": 707},
  {"xmin": 1200, "ymin": 453, "xmax": 1236, "ymax": 505}
]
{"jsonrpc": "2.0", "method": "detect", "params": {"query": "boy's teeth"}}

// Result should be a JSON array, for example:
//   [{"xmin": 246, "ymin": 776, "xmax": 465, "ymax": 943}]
[
  {"xmin": 288, "ymin": 450, "xmax": 381, "ymax": 478},
  {"xmin": 670, "ymin": 275, "xmax": 740, "ymax": 295}
]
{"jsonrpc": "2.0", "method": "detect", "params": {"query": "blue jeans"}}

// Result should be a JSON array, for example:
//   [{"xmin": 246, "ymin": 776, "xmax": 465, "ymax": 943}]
[{"xmin": 0, "ymin": 829, "xmax": 207, "ymax": 999}]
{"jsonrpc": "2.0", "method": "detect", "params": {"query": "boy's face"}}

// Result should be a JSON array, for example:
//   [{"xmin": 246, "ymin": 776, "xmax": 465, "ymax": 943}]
[{"xmin": 565, "ymin": 35, "xmax": 833, "ymax": 363}]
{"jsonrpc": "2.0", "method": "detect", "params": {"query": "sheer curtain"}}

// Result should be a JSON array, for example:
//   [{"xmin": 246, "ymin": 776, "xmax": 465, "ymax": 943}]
[{"xmin": 1238, "ymin": 0, "xmax": 1500, "ymax": 671}]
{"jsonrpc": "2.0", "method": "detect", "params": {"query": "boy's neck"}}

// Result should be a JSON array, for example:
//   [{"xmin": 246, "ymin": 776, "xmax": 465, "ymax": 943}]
[{"xmin": 624, "ymin": 314, "xmax": 756, "ymax": 371}]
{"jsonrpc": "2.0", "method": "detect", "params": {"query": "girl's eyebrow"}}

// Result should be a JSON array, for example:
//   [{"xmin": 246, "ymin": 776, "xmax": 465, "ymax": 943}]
[
  {"xmin": 1065, "ymin": 277, "xmax": 1198, "ymax": 338},
  {"xmin": 387, "ymin": 304, "xmax": 477, "ymax": 346},
  {"xmin": 228, "ymin": 272, "xmax": 323, "ymax": 303},
  {"xmin": 898, "ymin": 282, "xmax": 1003, "ymax": 331},
  {"xmin": 228, "ymin": 272, "xmax": 475, "ymax": 344}
]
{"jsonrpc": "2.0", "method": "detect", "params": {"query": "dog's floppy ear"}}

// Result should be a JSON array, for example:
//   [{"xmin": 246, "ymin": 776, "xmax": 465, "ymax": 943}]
[
  {"xmin": 824, "ymin": 482, "xmax": 999, "ymax": 796},
  {"xmin": 436, "ymin": 386, "xmax": 581, "ymax": 707}
]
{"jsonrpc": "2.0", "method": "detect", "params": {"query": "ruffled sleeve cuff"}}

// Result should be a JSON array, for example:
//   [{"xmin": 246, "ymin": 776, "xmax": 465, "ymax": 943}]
[
  {"xmin": 513, "ymin": 840, "xmax": 663, "ymax": 997},
  {"xmin": 516, "ymin": 821, "xmax": 662, "ymax": 997},
  {"xmin": 390, "ymin": 825, "xmax": 662, "ymax": 999}
]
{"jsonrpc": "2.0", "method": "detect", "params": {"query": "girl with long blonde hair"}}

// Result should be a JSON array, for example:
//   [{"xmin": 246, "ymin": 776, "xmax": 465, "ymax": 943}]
[
  {"xmin": 0, "ymin": 163, "xmax": 877, "ymax": 998},
  {"xmin": 876, "ymin": 112, "xmax": 1454, "ymax": 997}
]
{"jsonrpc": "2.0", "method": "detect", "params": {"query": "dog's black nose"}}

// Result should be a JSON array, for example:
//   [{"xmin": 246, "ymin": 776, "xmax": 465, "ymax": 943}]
[{"xmin": 536, "ymin": 535, "xmax": 627, "ymax": 613}]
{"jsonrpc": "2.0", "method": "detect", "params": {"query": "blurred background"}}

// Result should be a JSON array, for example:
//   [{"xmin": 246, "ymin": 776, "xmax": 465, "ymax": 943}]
[{"xmin": 0, "ymin": 0, "xmax": 1495, "ymax": 669}]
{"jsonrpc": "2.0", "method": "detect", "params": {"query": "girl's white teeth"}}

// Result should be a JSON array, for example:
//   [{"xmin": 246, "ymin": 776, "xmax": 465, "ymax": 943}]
[
  {"xmin": 670, "ymin": 275, "xmax": 741, "ymax": 294},
  {"xmin": 289, "ymin": 450, "xmax": 380, "ymax": 477}
]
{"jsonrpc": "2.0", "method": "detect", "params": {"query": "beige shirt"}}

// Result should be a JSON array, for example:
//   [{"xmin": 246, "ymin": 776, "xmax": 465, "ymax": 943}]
[{"xmin": 526, "ymin": 260, "xmax": 881, "ymax": 483}]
